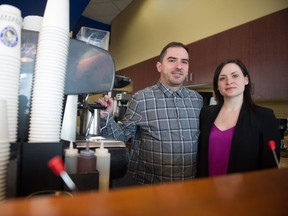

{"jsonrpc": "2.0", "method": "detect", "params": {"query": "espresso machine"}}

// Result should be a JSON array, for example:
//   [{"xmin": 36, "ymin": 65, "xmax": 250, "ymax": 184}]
[
  {"xmin": 62, "ymin": 35, "xmax": 128, "ymax": 182},
  {"xmin": 10, "ymin": 30, "xmax": 128, "ymax": 197}
]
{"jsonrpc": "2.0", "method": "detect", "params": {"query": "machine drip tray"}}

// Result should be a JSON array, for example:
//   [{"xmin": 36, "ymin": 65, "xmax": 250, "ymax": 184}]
[{"xmin": 76, "ymin": 137, "xmax": 126, "ymax": 148}]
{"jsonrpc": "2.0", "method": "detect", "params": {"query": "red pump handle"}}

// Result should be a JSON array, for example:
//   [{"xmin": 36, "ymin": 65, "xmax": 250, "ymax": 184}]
[
  {"xmin": 48, "ymin": 156, "xmax": 65, "ymax": 176},
  {"xmin": 268, "ymin": 140, "xmax": 276, "ymax": 151}
]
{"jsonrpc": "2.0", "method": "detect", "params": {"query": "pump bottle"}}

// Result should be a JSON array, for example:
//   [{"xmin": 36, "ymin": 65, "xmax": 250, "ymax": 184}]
[
  {"xmin": 95, "ymin": 141, "xmax": 111, "ymax": 191},
  {"xmin": 64, "ymin": 141, "xmax": 78, "ymax": 174},
  {"xmin": 77, "ymin": 148, "xmax": 96, "ymax": 173}
]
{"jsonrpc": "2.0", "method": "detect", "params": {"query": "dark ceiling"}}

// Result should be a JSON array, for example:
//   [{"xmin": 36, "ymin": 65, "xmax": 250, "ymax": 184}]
[{"xmin": 0, "ymin": 0, "xmax": 110, "ymax": 36}]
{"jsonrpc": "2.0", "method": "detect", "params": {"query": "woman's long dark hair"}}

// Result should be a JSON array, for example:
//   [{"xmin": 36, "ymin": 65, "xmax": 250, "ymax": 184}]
[{"xmin": 213, "ymin": 59, "xmax": 256, "ymax": 108}]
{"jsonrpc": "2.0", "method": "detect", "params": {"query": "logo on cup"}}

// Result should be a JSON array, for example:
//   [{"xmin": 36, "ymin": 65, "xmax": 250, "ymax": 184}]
[{"xmin": 0, "ymin": 26, "xmax": 18, "ymax": 47}]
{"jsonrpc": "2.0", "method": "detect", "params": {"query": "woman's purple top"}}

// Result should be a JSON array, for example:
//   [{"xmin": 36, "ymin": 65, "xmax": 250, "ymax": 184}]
[{"xmin": 208, "ymin": 124, "xmax": 235, "ymax": 176}]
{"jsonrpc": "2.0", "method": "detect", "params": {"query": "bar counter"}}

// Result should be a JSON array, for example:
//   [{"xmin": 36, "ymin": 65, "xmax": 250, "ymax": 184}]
[{"xmin": 1, "ymin": 168, "xmax": 287, "ymax": 216}]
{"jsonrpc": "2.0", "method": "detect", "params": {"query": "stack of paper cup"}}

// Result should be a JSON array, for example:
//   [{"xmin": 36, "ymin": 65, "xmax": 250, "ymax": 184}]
[
  {"xmin": 0, "ymin": 99, "xmax": 11, "ymax": 201},
  {"xmin": 0, "ymin": 4, "xmax": 22, "ymax": 142},
  {"xmin": 23, "ymin": 15, "xmax": 43, "ymax": 32},
  {"xmin": 28, "ymin": 0, "xmax": 70, "ymax": 142}
]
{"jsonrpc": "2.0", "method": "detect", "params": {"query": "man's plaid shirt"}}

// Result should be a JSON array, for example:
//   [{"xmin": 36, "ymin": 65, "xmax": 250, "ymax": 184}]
[{"xmin": 101, "ymin": 81, "xmax": 203, "ymax": 184}]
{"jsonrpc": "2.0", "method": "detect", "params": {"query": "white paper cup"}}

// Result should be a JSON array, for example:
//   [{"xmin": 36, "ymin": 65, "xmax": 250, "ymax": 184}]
[
  {"xmin": 0, "ymin": 4, "xmax": 21, "ymax": 16},
  {"xmin": 0, "ymin": 99, "xmax": 9, "ymax": 141},
  {"xmin": 0, "ymin": 4, "xmax": 22, "ymax": 57},
  {"xmin": 23, "ymin": 15, "xmax": 43, "ymax": 32},
  {"xmin": 41, "ymin": 0, "xmax": 69, "ymax": 31}
]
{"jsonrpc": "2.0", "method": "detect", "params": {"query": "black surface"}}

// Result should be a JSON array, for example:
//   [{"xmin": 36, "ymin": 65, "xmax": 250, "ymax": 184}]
[
  {"xmin": 108, "ymin": 147, "xmax": 129, "ymax": 179},
  {"xmin": 198, "ymin": 92, "xmax": 213, "ymax": 106},
  {"xmin": 65, "ymin": 172, "xmax": 99, "ymax": 192},
  {"xmin": 278, "ymin": 118, "xmax": 287, "ymax": 139},
  {"xmin": 114, "ymin": 75, "xmax": 131, "ymax": 88},
  {"xmin": 18, "ymin": 142, "xmax": 64, "ymax": 197},
  {"xmin": 89, "ymin": 103, "xmax": 107, "ymax": 110}
]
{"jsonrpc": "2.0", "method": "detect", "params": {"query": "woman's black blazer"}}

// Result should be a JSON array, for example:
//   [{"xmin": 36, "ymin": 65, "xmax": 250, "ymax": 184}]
[{"xmin": 197, "ymin": 102, "xmax": 281, "ymax": 177}]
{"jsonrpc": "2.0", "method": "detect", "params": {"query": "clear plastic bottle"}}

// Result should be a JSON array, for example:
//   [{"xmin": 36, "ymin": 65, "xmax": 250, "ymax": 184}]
[
  {"xmin": 64, "ymin": 141, "xmax": 78, "ymax": 174},
  {"xmin": 95, "ymin": 141, "xmax": 111, "ymax": 191}
]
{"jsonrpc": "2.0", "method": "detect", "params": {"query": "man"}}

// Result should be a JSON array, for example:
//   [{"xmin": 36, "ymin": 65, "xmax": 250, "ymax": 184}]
[{"xmin": 97, "ymin": 42, "xmax": 203, "ymax": 184}]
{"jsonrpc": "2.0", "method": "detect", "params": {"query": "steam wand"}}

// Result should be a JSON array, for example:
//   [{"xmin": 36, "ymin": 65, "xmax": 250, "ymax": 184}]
[
  {"xmin": 268, "ymin": 140, "xmax": 280, "ymax": 169},
  {"xmin": 82, "ymin": 94, "xmax": 95, "ymax": 137},
  {"xmin": 48, "ymin": 156, "xmax": 78, "ymax": 192}
]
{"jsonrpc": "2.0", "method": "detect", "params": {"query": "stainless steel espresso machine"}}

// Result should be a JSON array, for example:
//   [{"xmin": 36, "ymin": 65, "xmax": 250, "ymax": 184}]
[{"xmin": 10, "ymin": 30, "xmax": 128, "ymax": 197}]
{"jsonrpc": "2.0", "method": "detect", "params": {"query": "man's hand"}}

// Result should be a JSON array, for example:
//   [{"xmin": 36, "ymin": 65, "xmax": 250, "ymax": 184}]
[{"xmin": 96, "ymin": 95, "xmax": 114, "ymax": 118}]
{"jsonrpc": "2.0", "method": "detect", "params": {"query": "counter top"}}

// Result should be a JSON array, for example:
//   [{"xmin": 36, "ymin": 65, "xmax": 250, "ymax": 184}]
[{"xmin": 1, "ymin": 168, "xmax": 287, "ymax": 216}]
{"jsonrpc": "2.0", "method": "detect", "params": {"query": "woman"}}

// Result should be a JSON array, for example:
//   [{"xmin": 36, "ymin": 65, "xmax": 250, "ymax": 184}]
[{"xmin": 197, "ymin": 59, "xmax": 280, "ymax": 177}]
